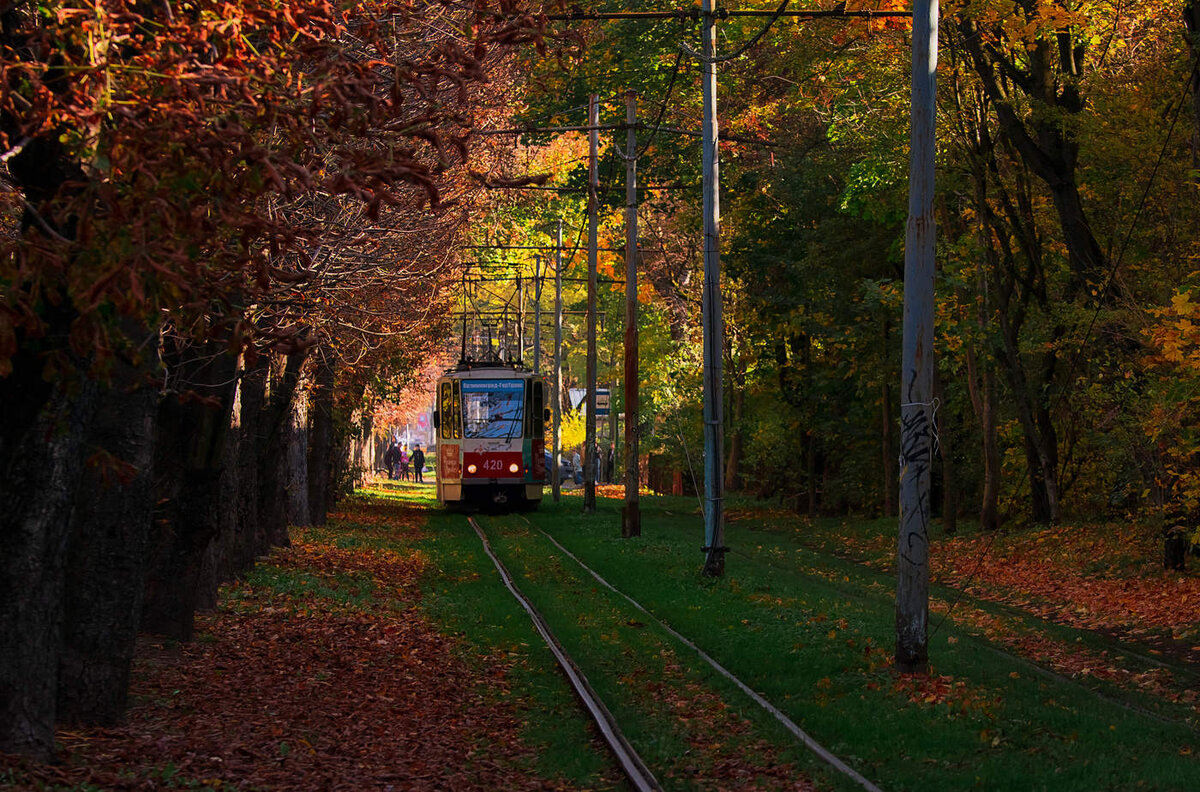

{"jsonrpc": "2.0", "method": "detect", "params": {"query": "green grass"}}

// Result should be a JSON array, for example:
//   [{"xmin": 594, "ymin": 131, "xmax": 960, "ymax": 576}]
[
  {"xmin": 312, "ymin": 485, "xmax": 1200, "ymax": 790},
  {"xmin": 369, "ymin": 484, "xmax": 622, "ymax": 788},
  {"xmin": 504, "ymin": 494, "xmax": 1199, "ymax": 791},
  {"xmin": 224, "ymin": 565, "xmax": 377, "ymax": 612}
]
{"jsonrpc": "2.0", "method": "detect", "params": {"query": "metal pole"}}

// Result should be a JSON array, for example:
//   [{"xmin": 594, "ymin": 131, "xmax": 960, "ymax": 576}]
[
  {"xmin": 517, "ymin": 274, "xmax": 524, "ymax": 364},
  {"xmin": 553, "ymin": 222, "xmax": 564, "ymax": 503},
  {"xmin": 896, "ymin": 0, "xmax": 939, "ymax": 674},
  {"xmin": 700, "ymin": 0, "xmax": 726, "ymax": 577},
  {"xmin": 585, "ymin": 93, "xmax": 599, "ymax": 513},
  {"xmin": 623, "ymin": 89, "xmax": 641, "ymax": 538},
  {"xmin": 533, "ymin": 255, "xmax": 542, "ymax": 374},
  {"xmin": 460, "ymin": 271, "xmax": 468, "ymax": 362}
]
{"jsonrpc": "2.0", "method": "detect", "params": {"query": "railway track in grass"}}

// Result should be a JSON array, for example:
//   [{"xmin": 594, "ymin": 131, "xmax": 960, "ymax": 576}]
[
  {"xmin": 466, "ymin": 515, "xmax": 662, "ymax": 792},
  {"xmin": 468, "ymin": 512, "xmax": 882, "ymax": 792}
]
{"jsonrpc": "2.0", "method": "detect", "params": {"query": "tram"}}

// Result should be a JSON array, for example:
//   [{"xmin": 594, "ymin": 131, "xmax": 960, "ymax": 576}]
[{"xmin": 433, "ymin": 362, "xmax": 548, "ymax": 510}]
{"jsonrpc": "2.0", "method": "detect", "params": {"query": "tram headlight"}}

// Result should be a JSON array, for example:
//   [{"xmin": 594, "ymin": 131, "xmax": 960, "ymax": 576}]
[
  {"xmin": 466, "ymin": 463, "xmax": 477, "ymax": 474},
  {"xmin": 508, "ymin": 463, "xmax": 520, "ymax": 473}
]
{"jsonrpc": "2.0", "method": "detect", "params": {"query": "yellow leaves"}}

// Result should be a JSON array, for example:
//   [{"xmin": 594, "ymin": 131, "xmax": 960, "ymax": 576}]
[
  {"xmin": 1171, "ymin": 291, "xmax": 1197, "ymax": 316},
  {"xmin": 1146, "ymin": 289, "xmax": 1200, "ymax": 371}
]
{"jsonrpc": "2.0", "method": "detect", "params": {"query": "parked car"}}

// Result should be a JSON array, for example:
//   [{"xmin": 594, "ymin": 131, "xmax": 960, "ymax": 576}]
[{"xmin": 543, "ymin": 451, "xmax": 574, "ymax": 483}]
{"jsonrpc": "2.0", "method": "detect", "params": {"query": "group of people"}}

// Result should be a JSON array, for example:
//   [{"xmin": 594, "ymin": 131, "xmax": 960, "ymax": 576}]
[
  {"xmin": 570, "ymin": 443, "xmax": 617, "ymax": 485},
  {"xmin": 383, "ymin": 439, "xmax": 425, "ymax": 483}
]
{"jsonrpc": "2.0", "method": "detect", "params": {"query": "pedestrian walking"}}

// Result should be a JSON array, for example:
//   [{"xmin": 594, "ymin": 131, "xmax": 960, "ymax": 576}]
[
  {"xmin": 412, "ymin": 444, "xmax": 426, "ymax": 483},
  {"xmin": 384, "ymin": 439, "xmax": 400, "ymax": 480}
]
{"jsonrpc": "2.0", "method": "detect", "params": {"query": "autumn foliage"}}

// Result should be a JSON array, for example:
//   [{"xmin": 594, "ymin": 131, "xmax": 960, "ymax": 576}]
[{"xmin": 0, "ymin": 0, "xmax": 545, "ymax": 763}]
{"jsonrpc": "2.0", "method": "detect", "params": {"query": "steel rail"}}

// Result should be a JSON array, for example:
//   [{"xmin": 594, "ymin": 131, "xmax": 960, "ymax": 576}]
[
  {"xmin": 519, "ymin": 516, "xmax": 884, "ymax": 792},
  {"xmin": 466, "ymin": 516, "xmax": 662, "ymax": 792}
]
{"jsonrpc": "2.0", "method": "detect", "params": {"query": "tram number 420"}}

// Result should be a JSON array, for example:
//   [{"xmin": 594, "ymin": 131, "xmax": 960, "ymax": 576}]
[{"xmin": 463, "ymin": 452, "xmax": 522, "ymax": 477}]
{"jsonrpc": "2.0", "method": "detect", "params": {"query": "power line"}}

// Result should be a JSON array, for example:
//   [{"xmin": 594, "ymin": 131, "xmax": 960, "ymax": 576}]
[
  {"xmin": 543, "ymin": 8, "xmax": 912, "ymax": 21},
  {"xmin": 463, "ymin": 244, "xmax": 628, "ymax": 252},
  {"xmin": 475, "ymin": 121, "xmax": 774, "ymax": 148},
  {"xmin": 482, "ymin": 183, "xmax": 697, "ymax": 193}
]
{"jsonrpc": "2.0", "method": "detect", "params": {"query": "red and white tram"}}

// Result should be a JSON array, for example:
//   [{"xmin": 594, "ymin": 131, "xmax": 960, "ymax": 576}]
[{"xmin": 433, "ymin": 362, "xmax": 547, "ymax": 510}]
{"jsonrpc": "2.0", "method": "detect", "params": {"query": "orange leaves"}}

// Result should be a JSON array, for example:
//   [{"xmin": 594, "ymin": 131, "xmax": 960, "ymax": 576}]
[
  {"xmin": 2, "ymin": 0, "xmax": 540, "ymax": 376},
  {"xmin": 935, "ymin": 523, "xmax": 1200, "ymax": 636},
  {"xmin": 1147, "ymin": 289, "xmax": 1200, "ymax": 369},
  {"xmin": 891, "ymin": 673, "xmax": 999, "ymax": 718}
]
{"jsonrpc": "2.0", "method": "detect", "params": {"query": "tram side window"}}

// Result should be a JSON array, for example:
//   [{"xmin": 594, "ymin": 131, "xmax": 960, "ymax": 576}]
[
  {"xmin": 440, "ymin": 382, "xmax": 461, "ymax": 439},
  {"xmin": 532, "ymin": 381, "xmax": 544, "ymax": 437}
]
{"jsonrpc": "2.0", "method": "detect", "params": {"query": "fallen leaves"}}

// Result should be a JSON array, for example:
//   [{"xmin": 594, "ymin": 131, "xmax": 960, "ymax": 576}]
[
  {"xmin": 4, "ymin": 503, "xmax": 574, "ymax": 791},
  {"xmin": 891, "ymin": 674, "xmax": 999, "ymax": 718}
]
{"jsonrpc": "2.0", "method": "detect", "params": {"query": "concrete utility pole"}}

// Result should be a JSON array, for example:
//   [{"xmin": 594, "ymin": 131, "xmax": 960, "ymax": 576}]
[
  {"xmin": 700, "ymin": 0, "xmax": 726, "ymax": 577},
  {"xmin": 553, "ymin": 222, "xmax": 564, "ymax": 503},
  {"xmin": 623, "ymin": 89, "xmax": 641, "ymax": 538},
  {"xmin": 896, "ymin": 0, "xmax": 939, "ymax": 674},
  {"xmin": 584, "ymin": 93, "xmax": 599, "ymax": 514}
]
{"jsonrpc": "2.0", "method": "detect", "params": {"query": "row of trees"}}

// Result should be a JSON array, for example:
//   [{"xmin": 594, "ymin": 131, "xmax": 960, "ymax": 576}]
[
  {"xmin": 493, "ymin": 1, "xmax": 1200, "ymax": 533},
  {"xmin": 0, "ymin": 0, "xmax": 540, "ymax": 760}
]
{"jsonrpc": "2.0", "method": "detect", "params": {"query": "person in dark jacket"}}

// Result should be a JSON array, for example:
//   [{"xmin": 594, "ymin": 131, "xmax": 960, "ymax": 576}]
[
  {"xmin": 412, "ymin": 444, "xmax": 426, "ymax": 483},
  {"xmin": 383, "ymin": 440, "xmax": 400, "ymax": 479}
]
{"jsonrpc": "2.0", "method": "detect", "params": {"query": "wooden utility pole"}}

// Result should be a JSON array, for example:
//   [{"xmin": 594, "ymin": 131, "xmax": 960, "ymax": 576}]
[
  {"xmin": 700, "ymin": 0, "xmax": 726, "ymax": 577},
  {"xmin": 584, "ymin": 93, "xmax": 599, "ymax": 514},
  {"xmin": 532, "ymin": 255, "xmax": 542, "ymax": 373},
  {"xmin": 623, "ymin": 89, "xmax": 641, "ymax": 538},
  {"xmin": 553, "ymin": 222, "xmax": 564, "ymax": 503},
  {"xmin": 896, "ymin": 0, "xmax": 939, "ymax": 674},
  {"xmin": 516, "ymin": 275, "xmax": 524, "ymax": 362}
]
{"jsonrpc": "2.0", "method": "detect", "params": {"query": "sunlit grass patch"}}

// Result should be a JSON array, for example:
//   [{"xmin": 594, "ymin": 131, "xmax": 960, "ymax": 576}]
[{"xmin": 223, "ymin": 565, "xmax": 377, "ymax": 613}]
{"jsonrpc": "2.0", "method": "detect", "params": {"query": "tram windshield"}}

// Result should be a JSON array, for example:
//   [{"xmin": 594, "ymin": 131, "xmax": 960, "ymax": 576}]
[{"xmin": 461, "ymin": 380, "xmax": 525, "ymax": 439}]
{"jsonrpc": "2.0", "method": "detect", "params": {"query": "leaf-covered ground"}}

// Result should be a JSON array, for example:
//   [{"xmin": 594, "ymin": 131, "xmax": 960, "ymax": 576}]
[
  {"xmin": 727, "ymin": 505, "xmax": 1200, "ymax": 718},
  {"xmin": 2, "ymin": 497, "xmax": 583, "ymax": 791}
]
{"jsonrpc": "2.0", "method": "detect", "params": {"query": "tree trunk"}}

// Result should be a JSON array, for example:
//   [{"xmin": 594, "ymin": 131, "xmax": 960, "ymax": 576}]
[
  {"xmin": 286, "ymin": 386, "xmax": 311, "ymax": 527},
  {"xmin": 964, "ymin": 344, "xmax": 1001, "ymax": 532},
  {"xmin": 143, "ymin": 340, "xmax": 237, "ymax": 640},
  {"xmin": 954, "ymin": 74, "xmax": 1061, "ymax": 525},
  {"xmin": 255, "ymin": 350, "xmax": 307, "ymax": 549},
  {"xmin": 0, "ymin": 121, "xmax": 97, "ymax": 759},
  {"xmin": 219, "ymin": 358, "xmax": 264, "ymax": 578},
  {"xmin": 307, "ymin": 353, "xmax": 335, "ymax": 526},
  {"xmin": 881, "ymin": 382, "xmax": 896, "ymax": 518},
  {"xmin": 1186, "ymin": 3, "xmax": 1200, "ymax": 168},
  {"xmin": 956, "ymin": 14, "xmax": 1108, "ymax": 298},
  {"xmin": 57, "ymin": 342, "xmax": 158, "ymax": 726},
  {"xmin": 933, "ymin": 366, "xmax": 957, "ymax": 534},
  {"xmin": 0, "ymin": 359, "xmax": 97, "ymax": 759},
  {"xmin": 997, "ymin": 313, "xmax": 1061, "ymax": 523},
  {"xmin": 724, "ymin": 352, "xmax": 745, "ymax": 491}
]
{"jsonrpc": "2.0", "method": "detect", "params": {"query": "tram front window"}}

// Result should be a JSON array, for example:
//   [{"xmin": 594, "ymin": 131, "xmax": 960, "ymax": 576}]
[{"xmin": 462, "ymin": 380, "xmax": 525, "ymax": 439}]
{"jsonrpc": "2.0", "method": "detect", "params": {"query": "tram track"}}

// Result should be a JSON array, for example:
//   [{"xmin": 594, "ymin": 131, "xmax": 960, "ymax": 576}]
[
  {"xmin": 462, "ymin": 501, "xmax": 1197, "ymax": 789},
  {"xmin": 472, "ymin": 509, "xmax": 883, "ymax": 792},
  {"xmin": 514, "ymin": 515, "xmax": 885, "ymax": 792},
  {"xmin": 466, "ymin": 515, "xmax": 662, "ymax": 792}
]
